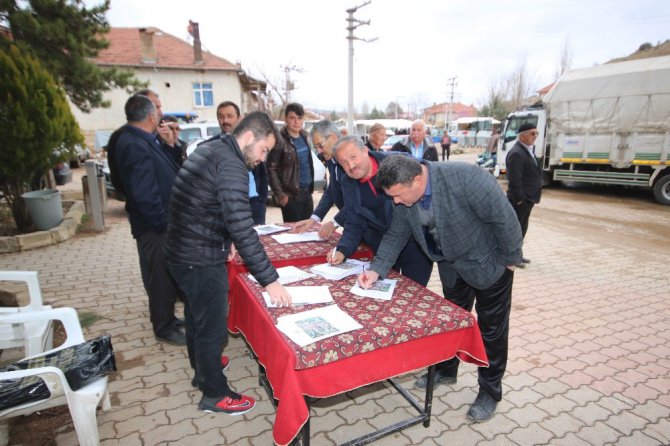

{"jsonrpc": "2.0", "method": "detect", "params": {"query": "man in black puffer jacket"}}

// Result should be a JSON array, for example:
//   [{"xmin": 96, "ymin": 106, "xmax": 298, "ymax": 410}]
[{"xmin": 165, "ymin": 111, "xmax": 292, "ymax": 416}]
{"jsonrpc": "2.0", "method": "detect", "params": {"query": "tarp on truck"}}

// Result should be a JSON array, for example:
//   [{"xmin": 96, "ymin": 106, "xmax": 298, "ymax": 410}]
[{"xmin": 543, "ymin": 55, "xmax": 670, "ymax": 134}]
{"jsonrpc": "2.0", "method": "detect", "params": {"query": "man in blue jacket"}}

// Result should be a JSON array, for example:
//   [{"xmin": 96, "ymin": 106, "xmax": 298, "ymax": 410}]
[
  {"xmin": 291, "ymin": 120, "xmax": 345, "ymax": 238},
  {"xmin": 328, "ymin": 136, "xmax": 433, "ymax": 286},
  {"xmin": 110, "ymin": 94, "xmax": 184, "ymax": 346}
]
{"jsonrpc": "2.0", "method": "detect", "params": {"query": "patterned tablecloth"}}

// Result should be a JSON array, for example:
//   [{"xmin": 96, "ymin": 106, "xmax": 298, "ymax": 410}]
[
  {"xmin": 238, "ymin": 269, "xmax": 477, "ymax": 370},
  {"xmin": 230, "ymin": 223, "xmax": 372, "ymax": 270},
  {"xmin": 228, "ymin": 264, "xmax": 488, "ymax": 445}
]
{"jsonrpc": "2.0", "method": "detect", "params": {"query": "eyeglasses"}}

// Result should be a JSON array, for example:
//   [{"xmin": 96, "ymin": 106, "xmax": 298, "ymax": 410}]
[{"xmin": 314, "ymin": 140, "xmax": 327, "ymax": 150}]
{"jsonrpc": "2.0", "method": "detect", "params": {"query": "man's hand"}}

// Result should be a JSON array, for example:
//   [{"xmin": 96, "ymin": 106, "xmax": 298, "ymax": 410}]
[
  {"xmin": 506, "ymin": 265, "xmax": 516, "ymax": 271},
  {"xmin": 157, "ymin": 123, "xmax": 176, "ymax": 147},
  {"xmin": 265, "ymin": 281, "xmax": 292, "ymax": 307},
  {"xmin": 227, "ymin": 244, "xmax": 237, "ymax": 262},
  {"xmin": 278, "ymin": 195, "xmax": 289, "ymax": 207},
  {"xmin": 357, "ymin": 270, "xmax": 380, "ymax": 289},
  {"xmin": 326, "ymin": 249, "xmax": 345, "ymax": 265},
  {"xmin": 291, "ymin": 218, "xmax": 316, "ymax": 233},
  {"xmin": 318, "ymin": 221, "xmax": 336, "ymax": 238}
]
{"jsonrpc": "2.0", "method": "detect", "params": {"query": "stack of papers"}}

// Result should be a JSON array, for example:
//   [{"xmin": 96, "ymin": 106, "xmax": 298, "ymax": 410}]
[
  {"xmin": 254, "ymin": 224, "xmax": 290, "ymax": 236},
  {"xmin": 310, "ymin": 259, "xmax": 370, "ymax": 281},
  {"xmin": 271, "ymin": 231, "xmax": 324, "ymax": 244},
  {"xmin": 261, "ymin": 285, "xmax": 333, "ymax": 308},
  {"xmin": 248, "ymin": 266, "xmax": 315, "ymax": 285},
  {"xmin": 276, "ymin": 304, "xmax": 363, "ymax": 347},
  {"xmin": 350, "ymin": 279, "xmax": 397, "ymax": 300}
]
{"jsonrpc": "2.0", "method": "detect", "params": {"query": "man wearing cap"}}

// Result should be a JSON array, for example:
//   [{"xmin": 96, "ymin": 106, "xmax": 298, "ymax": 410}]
[{"xmin": 506, "ymin": 122, "xmax": 542, "ymax": 268}]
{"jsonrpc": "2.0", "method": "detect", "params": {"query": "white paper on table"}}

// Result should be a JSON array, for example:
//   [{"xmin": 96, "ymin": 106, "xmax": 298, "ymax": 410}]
[
  {"xmin": 254, "ymin": 224, "xmax": 291, "ymax": 236},
  {"xmin": 271, "ymin": 231, "xmax": 324, "ymax": 244},
  {"xmin": 310, "ymin": 259, "xmax": 370, "ymax": 281},
  {"xmin": 248, "ymin": 266, "xmax": 316, "ymax": 285},
  {"xmin": 275, "ymin": 304, "xmax": 362, "ymax": 347},
  {"xmin": 350, "ymin": 279, "xmax": 397, "ymax": 300},
  {"xmin": 262, "ymin": 285, "xmax": 333, "ymax": 308}
]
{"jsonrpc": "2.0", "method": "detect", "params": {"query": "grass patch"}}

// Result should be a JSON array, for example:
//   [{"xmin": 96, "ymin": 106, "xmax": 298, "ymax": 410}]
[{"xmin": 78, "ymin": 311, "xmax": 103, "ymax": 328}]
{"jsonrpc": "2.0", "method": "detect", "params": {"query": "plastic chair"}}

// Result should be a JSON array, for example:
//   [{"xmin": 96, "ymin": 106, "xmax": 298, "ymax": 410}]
[
  {"xmin": 0, "ymin": 308, "xmax": 111, "ymax": 446},
  {"xmin": 0, "ymin": 271, "xmax": 53, "ymax": 356}
]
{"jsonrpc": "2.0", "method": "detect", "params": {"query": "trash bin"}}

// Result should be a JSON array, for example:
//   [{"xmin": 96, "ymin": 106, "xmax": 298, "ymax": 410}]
[{"xmin": 21, "ymin": 189, "xmax": 63, "ymax": 231}]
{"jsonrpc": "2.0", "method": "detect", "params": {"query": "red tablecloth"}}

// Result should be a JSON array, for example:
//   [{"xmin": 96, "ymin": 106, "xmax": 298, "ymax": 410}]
[{"xmin": 228, "ymin": 267, "xmax": 488, "ymax": 446}]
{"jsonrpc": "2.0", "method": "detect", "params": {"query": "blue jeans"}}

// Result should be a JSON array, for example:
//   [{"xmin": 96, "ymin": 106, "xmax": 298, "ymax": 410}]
[{"xmin": 167, "ymin": 262, "xmax": 233, "ymax": 399}]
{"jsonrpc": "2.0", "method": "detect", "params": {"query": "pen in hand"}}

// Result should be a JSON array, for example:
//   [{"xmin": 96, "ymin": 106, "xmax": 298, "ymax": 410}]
[{"xmin": 330, "ymin": 246, "xmax": 337, "ymax": 265}]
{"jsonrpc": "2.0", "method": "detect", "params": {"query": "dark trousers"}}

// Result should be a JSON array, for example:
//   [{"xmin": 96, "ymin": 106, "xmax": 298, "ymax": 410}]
[
  {"xmin": 510, "ymin": 199, "xmax": 534, "ymax": 238},
  {"xmin": 393, "ymin": 239, "xmax": 433, "ymax": 287},
  {"xmin": 250, "ymin": 197, "xmax": 266, "ymax": 225},
  {"xmin": 441, "ymin": 144, "xmax": 451, "ymax": 161},
  {"xmin": 436, "ymin": 265, "xmax": 514, "ymax": 401},
  {"xmin": 281, "ymin": 188, "xmax": 314, "ymax": 222},
  {"xmin": 167, "ymin": 263, "xmax": 233, "ymax": 399},
  {"xmin": 136, "ymin": 230, "xmax": 179, "ymax": 338}
]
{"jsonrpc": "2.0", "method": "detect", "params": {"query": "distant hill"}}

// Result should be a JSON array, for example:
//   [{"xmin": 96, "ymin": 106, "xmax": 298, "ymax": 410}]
[{"xmin": 607, "ymin": 40, "xmax": 670, "ymax": 63}]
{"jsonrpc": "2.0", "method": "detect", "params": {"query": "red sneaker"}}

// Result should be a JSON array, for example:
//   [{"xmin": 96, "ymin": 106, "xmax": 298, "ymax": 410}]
[
  {"xmin": 221, "ymin": 354, "xmax": 230, "ymax": 371},
  {"xmin": 198, "ymin": 393, "xmax": 256, "ymax": 416}
]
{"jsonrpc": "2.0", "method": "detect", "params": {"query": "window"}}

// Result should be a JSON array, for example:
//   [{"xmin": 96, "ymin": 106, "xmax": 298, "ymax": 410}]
[{"xmin": 193, "ymin": 82, "xmax": 213, "ymax": 107}]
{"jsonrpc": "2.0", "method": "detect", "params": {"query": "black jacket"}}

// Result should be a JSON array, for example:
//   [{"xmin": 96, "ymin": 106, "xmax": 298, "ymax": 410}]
[
  {"xmin": 391, "ymin": 137, "xmax": 439, "ymax": 161},
  {"xmin": 506, "ymin": 140, "xmax": 542, "ymax": 204},
  {"xmin": 165, "ymin": 135, "xmax": 278, "ymax": 286}
]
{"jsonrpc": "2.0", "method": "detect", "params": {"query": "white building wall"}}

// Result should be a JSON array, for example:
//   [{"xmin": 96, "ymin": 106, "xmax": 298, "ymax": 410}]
[{"xmin": 71, "ymin": 67, "xmax": 242, "ymax": 148}]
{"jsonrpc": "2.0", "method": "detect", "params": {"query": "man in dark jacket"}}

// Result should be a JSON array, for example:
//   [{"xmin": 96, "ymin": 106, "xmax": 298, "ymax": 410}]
[
  {"xmin": 391, "ymin": 119, "xmax": 438, "ymax": 161},
  {"xmin": 291, "ymin": 120, "xmax": 345, "ymax": 238},
  {"xmin": 506, "ymin": 122, "xmax": 542, "ymax": 268},
  {"xmin": 110, "ymin": 94, "xmax": 185, "ymax": 346},
  {"xmin": 329, "ymin": 136, "xmax": 433, "ymax": 286},
  {"xmin": 267, "ymin": 103, "xmax": 315, "ymax": 222},
  {"xmin": 201, "ymin": 101, "xmax": 269, "ymax": 224},
  {"xmin": 165, "ymin": 111, "xmax": 292, "ymax": 416}
]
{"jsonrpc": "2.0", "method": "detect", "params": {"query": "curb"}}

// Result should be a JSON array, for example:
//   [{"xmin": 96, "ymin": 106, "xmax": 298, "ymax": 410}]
[{"xmin": 0, "ymin": 200, "xmax": 87, "ymax": 254}]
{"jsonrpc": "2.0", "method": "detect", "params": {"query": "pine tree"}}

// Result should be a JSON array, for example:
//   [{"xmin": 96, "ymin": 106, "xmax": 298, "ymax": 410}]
[
  {"xmin": 1, "ymin": 0, "xmax": 145, "ymax": 112},
  {"xmin": 0, "ymin": 44, "xmax": 83, "ymax": 231}
]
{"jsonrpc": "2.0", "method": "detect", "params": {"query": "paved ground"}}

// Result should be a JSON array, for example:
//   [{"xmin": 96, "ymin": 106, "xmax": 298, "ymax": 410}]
[{"xmin": 1, "ymin": 149, "xmax": 669, "ymax": 445}]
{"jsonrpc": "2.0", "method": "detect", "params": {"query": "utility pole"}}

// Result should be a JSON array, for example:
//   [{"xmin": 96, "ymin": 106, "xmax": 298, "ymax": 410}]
[
  {"xmin": 346, "ymin": 1, "xmax": 376, "ymax": 135},
  {"xmin": 445, "ymin": 76, "xmax": 457, "ymax": 129},
  {"xmin": 281, "ymin": 63, "xmax": 304, "ymax": 105}
]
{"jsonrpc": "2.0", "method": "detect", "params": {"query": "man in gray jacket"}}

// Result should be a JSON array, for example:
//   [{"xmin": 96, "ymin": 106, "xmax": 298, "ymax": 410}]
[
  {"xmin": 166, "ymin": 111, "xmax": 292, "ymax": 416},
  {"xmin": 357, "ymin": 155, "xmax": 522, "ymax": 422}
]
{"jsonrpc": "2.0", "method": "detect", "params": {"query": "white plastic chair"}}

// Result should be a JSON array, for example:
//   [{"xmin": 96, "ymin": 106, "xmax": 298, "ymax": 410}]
[
  {"xmin": 0, "ymin": 307, "xmax": 111, "ymax": 446},
  {"xmin": 0, "ymin": 271, "xmax": 53, "ymax": 356}
]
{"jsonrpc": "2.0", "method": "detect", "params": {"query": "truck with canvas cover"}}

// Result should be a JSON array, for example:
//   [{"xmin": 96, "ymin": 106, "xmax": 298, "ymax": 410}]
[{"xmin": 496, "ymin": 55, "xmax": 670, "ymax": 205}]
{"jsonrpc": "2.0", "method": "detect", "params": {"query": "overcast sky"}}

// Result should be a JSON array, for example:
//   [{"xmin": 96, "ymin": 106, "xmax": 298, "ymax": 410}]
[{"xmin": 96, "ymin": 0, "xmax": 669, "ymax": 114}]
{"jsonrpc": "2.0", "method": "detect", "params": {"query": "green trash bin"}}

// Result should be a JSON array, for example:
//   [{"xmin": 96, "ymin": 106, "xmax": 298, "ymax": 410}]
[{"xmin": 21, "ymin": 189, "xmax": 63, "ymax": 231}]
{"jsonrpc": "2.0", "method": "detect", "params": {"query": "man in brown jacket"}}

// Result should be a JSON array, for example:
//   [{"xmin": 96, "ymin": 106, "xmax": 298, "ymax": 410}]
[{"xmin": 267, "ymin": 103, "xmax": 315, "ymax": 222}]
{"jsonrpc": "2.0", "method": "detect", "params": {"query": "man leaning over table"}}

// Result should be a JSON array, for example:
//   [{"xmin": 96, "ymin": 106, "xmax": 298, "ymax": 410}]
[
  {"xmin": 165, "ymin": 111, "xmax": 292, "ymax": 416},
  {"xmin": 291, "ymin": 120, "xmax": 345, "ymax": 238},
  {"xmin": 356, "ymin": 155, "xmax": 522, "ymax": 422},
  {"xmin": 328, "ymin": 136, "xmax": 433, "ymax": 287}
]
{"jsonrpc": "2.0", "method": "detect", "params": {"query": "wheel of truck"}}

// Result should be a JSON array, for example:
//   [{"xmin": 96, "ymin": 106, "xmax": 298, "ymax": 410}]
[{"xmin": 652, "ymin": 174, "xmax": 670, "ymax": 205}]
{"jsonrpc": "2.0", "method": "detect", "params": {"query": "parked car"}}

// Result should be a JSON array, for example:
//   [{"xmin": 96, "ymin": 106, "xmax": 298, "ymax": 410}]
[
  {"xmin": 380, "ymin": 135, "xmax": 405, "ymax": 151},
  {"xmin": 53, "ymin": 161, "xmax": 72, "ymax": 185},
  {"xmin": 69, "ymin": 144, "xmax": 92, "ymax": 168},
  {"xmin": 179, "ymin": 122, "xmax": 221, "ymax": 145}
]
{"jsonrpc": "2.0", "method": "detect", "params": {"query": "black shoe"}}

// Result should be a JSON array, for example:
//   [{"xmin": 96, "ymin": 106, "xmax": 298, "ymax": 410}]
[
  {"xmin": 521, "ymin": 257, "xmax": 531, "ymax": 264},
  {"xmin": 467, "ymin": 390, "xmax": 497, "ymax": 422},
  {"xmin": 175, "ymin": 317, "xmax": 185, "ymax": 329},
  {"xmin": 414, "ymin": 369, "xmax": 457, "ymax": 389},
  {"xmin": 515, "ymin": 262, "xmax": 526, "ymax": 269},
  {"xmin": 156, "ymin": 330, "xmax": 186, "ymax": 346}
]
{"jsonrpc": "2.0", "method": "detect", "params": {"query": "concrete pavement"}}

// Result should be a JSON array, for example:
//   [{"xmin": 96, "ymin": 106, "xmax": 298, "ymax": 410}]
[{"xmin": 1, "ymin": 149, "xmax": 669, "ymax": 445}]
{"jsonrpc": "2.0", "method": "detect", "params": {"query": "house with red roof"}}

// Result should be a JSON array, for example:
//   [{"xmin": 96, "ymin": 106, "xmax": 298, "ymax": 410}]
[
  {"xmin": 422, "ymin": 102, "xmax": 478, "ymax": 129},
  {"xmin": 71, "ymin": 24, "xmax": 266, "ymax": 143}
]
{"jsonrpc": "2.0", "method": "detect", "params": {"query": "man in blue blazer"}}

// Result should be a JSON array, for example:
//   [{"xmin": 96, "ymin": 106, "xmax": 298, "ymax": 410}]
[{"xmin": 358, "ymin": 155, "xmax": 523, "ymax": 422}]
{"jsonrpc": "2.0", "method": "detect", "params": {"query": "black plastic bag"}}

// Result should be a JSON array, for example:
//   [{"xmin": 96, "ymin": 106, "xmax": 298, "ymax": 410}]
[{"xmin": 0, "ymin": 334, "xmax": 116, "ymax": 410}]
